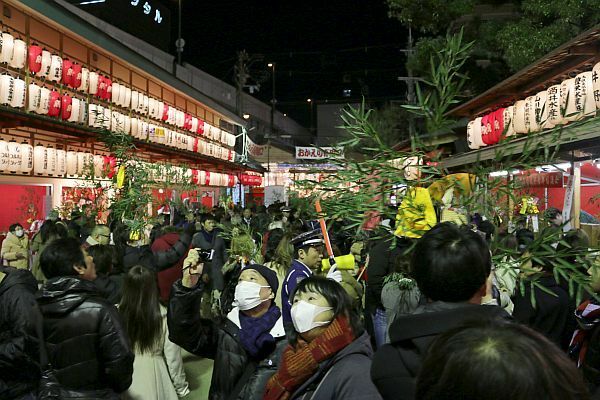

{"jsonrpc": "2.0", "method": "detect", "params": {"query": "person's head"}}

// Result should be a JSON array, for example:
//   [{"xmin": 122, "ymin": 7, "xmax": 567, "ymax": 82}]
[
  {"xmin": 556, "ymin": 229, "xmax": 590, "ymax": 265},
  {"xmin": 86, "ymin": 244, "xmax": 115, "ymax": 276},
  {"xmin": 231, "ymin": 212, "xmax": 242, "ymax": 226},
  {"xmin": 9, "ymin": 223, "xmax": 24, "ymax": 238},
  {"xmin": 90, "ymin": 224, "xmax": 111, "ymax": 246},
  {"xmin": 545, "ymin": 207, "xmax": 563, "ymax": 227},
  {"xmin": 292, "ymin": 230, "xmax": 325, "ymax": 270},
  {"xmin": 416, "ymin": 319, "xmax": 590, "ymax": 400},
  {"xmin": 290, "ymin": 276, "xmax": 361, "ymax": 344},
  {"xmin": 243, "ymin": 208, "xmax": 253, "ymax": 219},
  {"xmin": 412, "ymin": 222, "xmax": 491, "ymax": 303},
  {"xmin": 477, "ymin": 220, "xmax": 496, "ymax": 243},
  {"xmin": 264, "ymin": 228, "xmax": 285, "ymax": 263},
  {"xmin": 39, "ymin": 220, "xmax": 57, "ymax": 243},
  {"xmin": 200, "ymin": 213, "xmax": 216, "ymax": 232},
  {"xmin": 40, "ymin": 237, "xmax": 96, "ymax": 281},
  {"xmin": 119, "ymin": 265, "xmax": 162, "ymax": 353},
  {"xmin": 235, "ymin": 265, "xmax": 278, "ymax": 317},
  {"xmin": 272, "ymin": 233, "xmax": 294, "ymax": 274}
]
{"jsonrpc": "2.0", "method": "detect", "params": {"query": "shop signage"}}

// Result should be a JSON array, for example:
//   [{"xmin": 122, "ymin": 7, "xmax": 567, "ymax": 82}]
[
  {"xmin": 247, "ymin": 137, "xmax": 265, "ymax": 157},
  {"xmin": 514, "ymin": 172, "xmax": 563, "ymax": 188},
  {"xmin": 295, "ymin": 146, "xmax": 344, "ymax": 160}
]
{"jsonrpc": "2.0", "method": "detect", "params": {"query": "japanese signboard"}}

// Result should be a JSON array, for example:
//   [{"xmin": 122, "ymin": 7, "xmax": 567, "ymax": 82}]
[
  {"xmin": 295, "ymin": 146, "xmax": 344, "ymax": 160},
  {"xmin": 514, "ymin": 172, "xmax": 563, "ymax": 188}
]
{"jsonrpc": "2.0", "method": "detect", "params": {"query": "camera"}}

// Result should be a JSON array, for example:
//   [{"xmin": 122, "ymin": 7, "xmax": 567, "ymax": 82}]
[{"xmin": 197, "ymin": 248, "xmax": 214, "ymax": 262}]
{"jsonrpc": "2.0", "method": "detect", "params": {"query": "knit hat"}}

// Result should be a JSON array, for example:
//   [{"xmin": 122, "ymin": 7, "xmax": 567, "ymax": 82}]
[{"xmin": 243, "ymin": 264, "xmax": 279, "ymax": 294}]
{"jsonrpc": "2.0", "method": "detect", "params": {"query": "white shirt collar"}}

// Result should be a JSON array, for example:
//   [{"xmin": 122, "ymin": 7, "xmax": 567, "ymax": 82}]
[{"xmin": 226, "ymin": 306, "xmax": 286, "ymax": 338}]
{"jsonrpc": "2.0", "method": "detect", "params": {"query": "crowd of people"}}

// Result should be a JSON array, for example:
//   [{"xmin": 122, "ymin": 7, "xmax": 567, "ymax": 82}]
[{"xmin": 0, "ymin": 202, "xmax": 599, "ymax": 399}]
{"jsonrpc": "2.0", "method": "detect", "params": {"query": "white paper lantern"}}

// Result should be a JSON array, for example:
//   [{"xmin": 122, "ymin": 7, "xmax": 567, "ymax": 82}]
[
  {"xmin": 593, "ymin": 62, "xmax": 600, "ymax": 110},
  {"xmin": 88, "ymin": 71, "xmax": 99, "ymax": 95},
  {"xmin": 66, "ymin": 150, "xmax": 78, "ymax": 177},
  {"xmin": 228, "ymin": 133, "xmax": 236, "ymax": 147},
  {"xmin": 142, "ymin": 95, "xmax": 149, "ymax": 115},
  {"xmin": 36, "ymin": 87, "xmax": 50, "ymax": 115},
  {"xmin": 111, "ymin": 82, "xmax": 121, "ymax": 104},
  {"xmin": 117, "ymin": 84, "xmax": 126, "ymax": 107},
  {"xmin": 102, "ymin": 107, "xmax": 111, "ymax": 130},
  {"xmin": 176, "ymin": 110, "xmax": 184, "ymax": 128},
  {"xmin": 0, "ymin": 75, "xmax": 13, "ymax": 105},
  {"xmin": 131, "ymin": 90, "xmax": 139, "ymax": 110},
  {"xmin": 501, "ymin": 107, "xmax": 514, "ymax": 137},
  {"xmin": 78, "ymin": 99, "xmax": 87, "ymax": 124},
  {"xmin": 141, "ymin": 121, "xmax": 149, "ymax": 140},
  {"xmin": 561, "ymin": 78, "xmax": 578, "ymax": 122},
  {"xmin": 574, "ymin": 71, "xmax": 596, "ymax": 120},
  {"xmin": 0, "ymin": 138, "xmax": 9, "ymax": 173},
  {"xmin": 56, "ymin": 149, "xmax": 66, "ymax": 176},
  {"xmin": 68, "ymin": 98, "xmax": 80, "ymax": 123},
  {"xmin": 80, "ymin": 67, "xmax": 89, "ymax": 92},
  {"xmin": 10, "ymin": 78, "xmax": 25, "ymax": 108},
  {"xmin": 148, "ymin": 98, "xmax": 157, "ymax": 117},
  {"xmin": 0, "ymin": 33, "xmax": 14, "ymax": 64},
  {"xmin": 534, "ymin": 91, "xmax": 553, "ymax": 130},
  {"xmin": 46, "ymin": 146, "xmax": 57, "ymax": 176},
  {"xmin": 130, "ymin": 118, "xmax": 139, "ymax": 138},
  {"xmin": 39, "ymin": 50, "xmax": 52, "ymax": 78},
  {"xmin": 94, "ymin": 154, "xmax": 104, "ymax": 178},
  {"xmin": 191, "ymin": 117, "xmax": 199, "ymax": 133},
  {"xmin": 19, "ymin": 142, "xmax": 33, "ymax": 174},
  {"xmin": 49, "ymin": 55, "xmax": 62, "ymax": 82},
  {"xmin": 512, "ymin": 100, "xmax": 527, "ymax": 134},
  {"xmin": 7, "ymin": 141, "xmax": 21, "ymax": 173},
  {"xmin": 167, "ymin": 106, "xmax": 176, "ymax": 125},
  {"xmin": 209, "ymin": 172, "xmax": 219, "ymax": 186},
  {"xmin": 33, "ymin": 144, "xmax": 47, "ymax": 176},
  {"xmin": 124, "ymin": 115, "xmax": 131, "ymax": 134},
  {"xmin": 77, "ymin": 152, "xmax": 87, "ymax": 176},
  {"xmin": 111, "ymin": 111, "xmax": 120, "ymax": 132},
  {"xmin": 524, "ymin": 96, "xmax": 539, "ymax": 133},
  {"xmin": 9, "ymin": 39, "xmax": 26, "ymax": 69},
  {"xmin": 88, "ymin": 104, "xmax": 98, "ymax": 127},
  {"xmin": 27, "ymin": 83, "xmax": 41, "ymax": 113}
]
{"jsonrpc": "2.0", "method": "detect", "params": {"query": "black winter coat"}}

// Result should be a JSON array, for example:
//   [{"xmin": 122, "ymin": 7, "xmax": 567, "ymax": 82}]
[
  {"xmin": 0, "ymin": 267, "xmax": 40, "ymax": 399},
  {"xmin": 121, "ymin": 232, "xmax": 192, "ymax": 273},
  {"xmin": 37, "ymin": 277, "xmax": 134, "ymax": 397},
  {"xmin": 191, "ymin": 230, "xmax": 227, "ymax": 291},
  {"xmin": 371, "ymin": 302, "xmax": 509, "ymax": 400},
  {"xmin": 168, "ymin": 279, "xmax": 287, "ymax": 400}
]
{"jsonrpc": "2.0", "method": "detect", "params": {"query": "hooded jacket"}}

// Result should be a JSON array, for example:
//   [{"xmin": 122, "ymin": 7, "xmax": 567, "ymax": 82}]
[
  {"xmin": 0, "ymin": 267, "xmax": 40, "ymax": 399},
  {"xmin": 37, "ymin": 277, "xmax": 134, "ymax": 397},
  {"xmin": 371, "ymin": 302, "xmax": 510, "ymax": 400},
  {"xmin": 290, "ymin": 331, "xmax": 383, "ymax": 400},
  {"xmin": 1, "ymin": 232, "xmax": 29, "ymax": 269},
  {"xmin": 168, "ymin": 279, "xmax": 287, "ymax": 400}
]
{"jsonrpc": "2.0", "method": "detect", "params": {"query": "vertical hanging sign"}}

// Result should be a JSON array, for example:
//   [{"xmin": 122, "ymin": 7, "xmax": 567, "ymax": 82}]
[{"xmin": 562, "ymin": 172, "xmax": 574, "ymax": 232}]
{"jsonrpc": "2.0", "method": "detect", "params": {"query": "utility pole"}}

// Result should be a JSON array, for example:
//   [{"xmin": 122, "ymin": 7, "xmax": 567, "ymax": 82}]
[
  {"xmin": 235, "ymin": 51, "xmax": 250, "ymax": 117},
  {"xmin": 406, "ymin": 23, "xmax": 416, "ymax": 151},
  {"xmin": 175, "ymin": 0, "xmax": 185, "ymax": 66}
]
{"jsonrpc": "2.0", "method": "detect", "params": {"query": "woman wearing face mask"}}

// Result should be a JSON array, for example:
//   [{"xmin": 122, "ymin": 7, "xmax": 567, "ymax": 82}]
[
  {"xmin": 1, "ymin": 223, "xmax": 30, "ymax": 270},
  {"xmin": 264, "ymin": 276, "xmax": 382, "ymax": 400},
  {"xmin": 168, "ymin": 249, "xmax": 287, "ymax": 400}
]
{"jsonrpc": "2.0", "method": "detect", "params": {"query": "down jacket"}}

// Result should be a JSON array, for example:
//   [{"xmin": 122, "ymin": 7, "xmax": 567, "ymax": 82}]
[
  {"xmin": 0, "ymin": 267, "xmax": 40, "ymax": 399},
  {"xmin": 37, "ymin": 277, "xmax": 134, "ymax": 398},
  {"xmin": 1, "ymin": 232, "xmax": 29, "ymax": 269},
  {"xmin": 168, "ymin": 279, "xmax": 287, "ymax": 400}
]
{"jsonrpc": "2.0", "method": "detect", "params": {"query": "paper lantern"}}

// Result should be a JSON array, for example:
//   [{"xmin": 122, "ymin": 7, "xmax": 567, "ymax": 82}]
[
  {"xmin": 167, "ymin": 107, "xmax": 176, "ymax": 125},
  {"xmin": 88, "ymin": 71, "xmax": 99, "ymax": 95},
  {"xmin": 162, "ymin": 103, "xmax": 169, "ymax": 121},
  {"xmin": 130, "ymin": 118, "xmax": 140, "ymax": 138},
  {"xmin": 175, "ymin": 110, "xmax": 184, "ymax": 128},
  {"xmin": 157, "ymin": 127, "xmax": 167, "ymax": 144},
  {"xmin": 148, "ymin": 98, "xmax": 157, "ymax": 117},
  {"xmin": 61, "ymin": 95, "xmax": 72, "ymax": 120},
  {"xmin": 77, "ymin": 152, "xmax": 89, "ymax": 176},
  {"xmin": 228, "ymin": 150, "xmax": 235, "ymax": 162},
  {"xmin": 7, "ymin": 141, "xmax": 20, "ymax": 173},
  {"xmin": 33, "ymin": 145, "xmax": 47, "ymax": 176},
  {"xmin": 593, "ymin": 62, "xmax": 600, "ymax": 110},
  {"xmin": 28, "ymin": 44, "xmax": 42, "ymax": 73},
  {"xmin": 228, "ymin": 133, "xmax": 236, "ymax": 147},
  {"xmin": 67, "ymin": 98, "xmax": 80, "ymax": 123},
  {"xmin": 19, "ymin": 142, "xmax": 33, "ymax": 174},
  {"xmin": 0, "ymin": 75, "xmax": 13, "ymax": 105},
  {"xmin": 513, "ymin": 100, "xmax": 527, "ymax": 134},
  {"xmin": 480, "ymin": 114, "xmax": 492, "ymax": 144},
  {"xmin": 123, "ymin": 115, "xmax": 131, "ymax": 134},
  {"xmin": 403, "ymin": 156, "xmax": 422, "ymax": 181},
  {"xmin": 534, "ymin": 91, "xmax": 553, "ymax": 130},
  {"xmin": 184, "ymin": 113, "xmax": 192, "ymax": 130},
  {"xmin": 502, "ymin": 107, "xmax": 515, "ymax": 137},
  {"xmin": 0, "ymin": 33, "xmax": 14, "ymax": 63},
  {"xmin": 80, "ymin": 67, "xmax": 89, "ymax": 92},
  {"xmin": 8, "ymin": 39, "xmax": 26, "ymax": 69},
  {"xmin": 88, "ymin": 104, "xmax": 99, "ymax": 127},
  {"xmin": 186, "ymin": 135, "xmax": 194, "ymax": 152},
  {"xmin": 10, "ymin": 78, "xmax": 25, "ymax": 108},
  {"xmin": 93, "ymin": 154, "xmax": 104, "ymax": 178},
  {"xmin": 561, "ymin": 78, "xmax": 578, "ymax": 122},
  {"xmin": 49, "ymin": 55, "xmax": 62, "ymax": 82},
  {"xmin": 117, "ymin": 83, "xmax": 126, "ymax": 107},
  {"xmin": 105, "ymin": 77, "xmax": 112, "ymax": 102},
  {"xmin": 66, "ymin": 150, "xmax": 78, "ymax": 177},
  {"xmin": 37, "ymin": 87, "xmax": 50, "ymax": 115},
  {"xmin": 96, "ymin": 75, "xmax": 106, "ymax": 99},
  {"xmin": 78, "ymin": 99, "xmax": 87, "ymax": 124},
  {"xmin": 55, "ymin": 149, "xmax": 66, "ymax": 176},
  {"xmin": 46, "ymin": 146, "xmax": 57, "ymax": 176},
  {"xmin": 39, "ymin": 50, "xmax": 52, "ymax": 78},
  {"xmin": 62, "ymin": 59, "xmax": 73, "ymax": 87},
  {"xmin": 197, "ymin": 119, "xmax": 205, "ymax": 135},
  {"xmin": 131, "ymin": 91, "xmax": 139, "ymax": 110},
  {"xmin": 209, "ymin": 172, "xmax": 219, "ymax": 186},
  {"xmin": 191, "ymin": 117, "xmax": 199, "ymax": 133},
  {"xmin": 524, "ymin": 96, "xmax": 539, "ymax": 133},
  {"xmin": 112, "ymin": 82, "xmax": 121, "ymax": 104},
  {"xmin": 574, "ymin": 71, "xmax": 596, "ymax": 120},
  {"xmin": 27, "ymin": 83, "xmax": 41, "ymax": 113},
  {"xmin": 71, "ymin": 63, "xmax": 82, "ymax": 89},
  {"xmin": 47, "ymin": 90, "xmax": 61, "ymax": 117},
  {"xmin": 0, "ymin": 138, "xmax": 10, "ymax": 173},
  {"xmin": 141, "ymin": 121, "xmax": 149, "ymax": 140},
  {"xmin": 466, "ymin": 120, "xmax": 480, "ymax": 150},
  {"xmin": 142, "ymin": 95, "xmax": 149, "ymax": 115},
  {"xmin": 110, "ymin": 111, "xmax": 120, "ymax": 132}
]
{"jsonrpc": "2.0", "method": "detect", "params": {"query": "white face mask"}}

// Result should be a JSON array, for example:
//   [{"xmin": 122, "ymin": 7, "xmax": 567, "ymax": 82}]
[
  {"xmin": 15, "ymin": 229, "xmax": 24, "ymax": 238},
  {"xmin": 291, "ymin": 300, "xmax": 333, "ymax": 333},
  {"xmin": 234, "ymin": 281, "xmax": 270, "ymax": 311}
]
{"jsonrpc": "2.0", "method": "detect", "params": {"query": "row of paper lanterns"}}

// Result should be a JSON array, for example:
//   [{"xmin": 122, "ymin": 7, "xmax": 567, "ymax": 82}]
[
  {"xmin": 467, "ymin": 62, "xmax": 600, "ymax": 149},
  {"xmin": 0, "ymin": 140, "xmax": 259, "ymax": 187},
  {"xmin": 0, "ymin": 30, "xmax": 236, "ymax": 147}
]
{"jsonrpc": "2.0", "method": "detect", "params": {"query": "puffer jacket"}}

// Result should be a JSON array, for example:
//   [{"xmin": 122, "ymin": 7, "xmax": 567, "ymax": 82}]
[
  {"xmin": 37, "ymin": 277, "xmax": 134, "ymax": 398},
  {"xmin": 168, "ymin": 279, "xmax": 287, "ymax": 400},
  {"xmin": 1, "ymin": 232, "xmax": 29, "ymax": 269},
  {"xmin": 0, "ymin": 267, "xmax": 40, "ymax": 399}
]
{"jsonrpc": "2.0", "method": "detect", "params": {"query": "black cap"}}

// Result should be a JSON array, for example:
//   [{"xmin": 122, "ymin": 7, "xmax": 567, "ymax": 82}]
[
  {"xmin": 291, "ymin": 229, "xmax": 324, "ymax": 249},
  {"xmin": 243, "ymin": 264, "xmax": 279, "ymax": 294}
]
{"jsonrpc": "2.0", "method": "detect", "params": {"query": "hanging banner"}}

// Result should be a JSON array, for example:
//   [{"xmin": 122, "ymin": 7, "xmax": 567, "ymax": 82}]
[
  {"xmin": 514, "ymin": 172, "xmax": 563, "ymax": 188},
  {"xmin": 562, "ymin": 173, "xmax": 574, "ymax": 232},
  {"xmin": 295, "ymin": 146, "xmax": 344, "ymax": 160},
  {"xmin": 247, "ymin": 137, "xmax": 266, "ymax": 157}
]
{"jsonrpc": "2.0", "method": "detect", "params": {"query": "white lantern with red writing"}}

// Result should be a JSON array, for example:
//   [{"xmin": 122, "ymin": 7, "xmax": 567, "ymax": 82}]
[
  {"xmin": 56, "ymin": 149, "xmax": 66, "ymax": 177},
  {"xmin": 33, "ymin": 144, "xmax": 47, "ymax": 176},
  {"xmin": 574, "ymin": 71, "xmax": 596, "ymax": 120},
  {"xmin": 19, "ymin": 141, "xmax": 33, "ymax": 174}
]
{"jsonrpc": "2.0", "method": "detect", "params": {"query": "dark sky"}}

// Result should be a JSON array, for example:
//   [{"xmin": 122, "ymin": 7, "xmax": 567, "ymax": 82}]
[{"xmin": 174, "ymin": 0, "xmax": 409, "ymax": 127}]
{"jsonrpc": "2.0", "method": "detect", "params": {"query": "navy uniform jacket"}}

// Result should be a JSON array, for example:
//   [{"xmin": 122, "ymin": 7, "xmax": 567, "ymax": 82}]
[{"xmin": 281, "ymin": 259, "xmax": 313, "ymax": 325}]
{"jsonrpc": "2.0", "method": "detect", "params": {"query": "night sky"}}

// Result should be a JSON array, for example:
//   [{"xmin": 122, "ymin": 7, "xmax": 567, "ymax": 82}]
[{"xmin": 174, "ymin": 0, "xmax": 409, "ymax": 127}]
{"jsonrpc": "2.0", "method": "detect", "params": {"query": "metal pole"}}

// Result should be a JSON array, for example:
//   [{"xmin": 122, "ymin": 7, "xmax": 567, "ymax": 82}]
[
  {"xmin": 268, "ymin": 63, "xmax": 275, "ymax": 173},
  {"xmin": 177, "ymin": 0, "xmax": 182, "ymax": 65}
]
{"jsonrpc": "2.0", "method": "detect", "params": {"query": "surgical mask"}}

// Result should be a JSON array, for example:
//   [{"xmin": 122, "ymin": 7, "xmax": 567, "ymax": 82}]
[
  {"xmin": 291, "ymin": 300, "xmax": 333, "ymax": 333},
  {"xmin": 15, "ymin": 229, "xmax": 24, "ymax": 238},
  {"xmin": 234, "ymin": 281, "xmax": 270, "ymax": 311}
]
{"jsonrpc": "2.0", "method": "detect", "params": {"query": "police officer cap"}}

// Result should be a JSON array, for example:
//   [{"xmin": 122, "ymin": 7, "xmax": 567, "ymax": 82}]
[{"xmin": 291, "ymin": 229, "xmax": 324, "ymax": 249}]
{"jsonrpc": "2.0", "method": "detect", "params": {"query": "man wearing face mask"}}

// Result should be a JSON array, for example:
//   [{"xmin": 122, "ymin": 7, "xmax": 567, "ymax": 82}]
[
  {"xmin": 1, "ymin": 223, "xmax": 30, "ymax": 270},
  {"xmin": 168, "ymin": 249, "xmax": 287, "ymax": 400}
]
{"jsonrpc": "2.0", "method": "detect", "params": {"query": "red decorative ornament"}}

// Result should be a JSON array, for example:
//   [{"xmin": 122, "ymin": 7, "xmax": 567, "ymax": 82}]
[
  {"xmin": 205, "ymin": 171, "xmax": 211, "ymax": 186},
  {"xmin": 60, "ymin": 95, "xmax": 72, "ymax": 120},
  {"xmin": 184, "ymin": 113, "xmax": 192, "ymax": 130},
  {"xmin": 104, "ymin": 77, "xmax": 112, "ymax": 101},
  {"xmin": 493, "ymin": 108, "xmax": 505, "ymax": 143},
  {"xmin": 47, "ymin": 90, "xmax": 61, "ymax": 117},
  {"xmin": 62, "ymin": 59, "xmax": 74, "ymax": 87},
  {"xmin": 197, "ymin": 120, "xmax": 205, "ymax": 135}
]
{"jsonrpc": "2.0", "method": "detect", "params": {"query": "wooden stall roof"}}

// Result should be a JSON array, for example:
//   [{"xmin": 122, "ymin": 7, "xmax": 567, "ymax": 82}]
[{"xmin": 448, "ymin": 24, "xmax": 600, "ymax": 118}]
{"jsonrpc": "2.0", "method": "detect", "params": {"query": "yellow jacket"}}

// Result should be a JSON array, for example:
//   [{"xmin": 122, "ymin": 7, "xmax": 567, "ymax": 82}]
[
  {"xmin": 1, "ymin": 232, "xmax": 29, "ymax": 269},
  {"xmin": 395, "ymin": 187, "xmax": 437, "ymax": 239}
]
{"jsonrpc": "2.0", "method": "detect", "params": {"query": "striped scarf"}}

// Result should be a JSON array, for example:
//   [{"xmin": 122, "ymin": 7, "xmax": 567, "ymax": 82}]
[
  {"xmin": 263, "ymin": 315, "xmax": 354, "ymax": 400},
  {"xmin": 569, "ymin": 300, "xmax": 600, "ymax": 367}
]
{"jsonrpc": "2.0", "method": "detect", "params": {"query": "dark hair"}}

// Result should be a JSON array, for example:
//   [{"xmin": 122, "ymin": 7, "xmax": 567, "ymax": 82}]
[
  {"xmin": 200, "ymin": 213, "xmax": 216, "ymax": 224},
  {"xmin": 477, "ymin": 220, "xmax": 496, "ymax": 243},
  {"xmin": 264, "ymin": 228, "xmax": 285, "ymax": 263},
  {"xmin": 9, "ymin": 223, "xmax": 23, "ymax": 232},
  {"xmin": 40, "ymin": 237, "xmax": 85, "ymax": 278},
  {"xmin": 556, "ymin": 229, "xmax": 591, "ymax": 269},
  {"xmin": 289, "ymin": 276, "xmax": 362, "ymax": 345},
  {"xmin": 545, "ymin": 207, "xmax": 562, "ymax": 220},
  {"xmin": 416, "ymin": 319, "xmax": 590, "ymax": 400},
  {"xmin": 118, "ymin": 265, "xmax": 163, "ymax": 354},
  {"xmin": 39, "ymin": 220, "xmax": 57, "ymax": 243},
  {"xmin": 87, "ymin": 245, "xmax": 115, "ymax": 276},
  {"xmin": 412, "ymin": 222, "xmax": 491, "ymax": 302}
]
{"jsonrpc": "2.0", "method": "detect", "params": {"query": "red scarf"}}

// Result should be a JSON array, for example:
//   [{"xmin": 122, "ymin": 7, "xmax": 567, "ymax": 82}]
[{"xmin": 263, "ymin": 315, "xmax": 354, "ymax": 400}]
